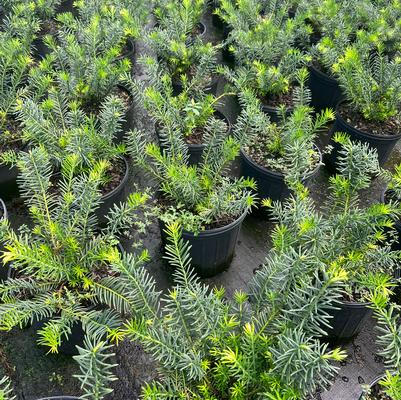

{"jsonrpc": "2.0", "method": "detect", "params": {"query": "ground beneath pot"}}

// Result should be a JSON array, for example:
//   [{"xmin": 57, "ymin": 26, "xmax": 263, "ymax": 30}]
[{"xmin": 0, "ymin": 8, "xmax": 398, "ymax": 400}]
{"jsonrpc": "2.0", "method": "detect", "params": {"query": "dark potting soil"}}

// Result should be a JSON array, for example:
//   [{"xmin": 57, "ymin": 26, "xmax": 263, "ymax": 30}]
[
  {"xmin": 244, "ymin": 136, "xmax": 320, "ymax": 175},
  {"xmin": 100, "ymin": 157, "xmax": 126, "ymax": 195},
  {"xmin": 0, "ymin": 118, "xmax": 23, "ymax": 152},
  {"xmin": 38, "ymin": 18, "xmax": 59, "ymax": 37},
  {"xmin": 158, "ymin": 195, "xmax": 238, "ymax": 230},
  {"xmin": 261, "ymin": 86, "xmax": 295, "ymax": 108},
  {"xmin": 82, "ymin": 86, "xmax": 131, "ymax": 116},
  {"xmin": 184, "ymin": 113, "xmax": 228, "ymax": 145},
  {"xmin": 338, "ymin": 103, "xmax": 401, "ymax": 136}
]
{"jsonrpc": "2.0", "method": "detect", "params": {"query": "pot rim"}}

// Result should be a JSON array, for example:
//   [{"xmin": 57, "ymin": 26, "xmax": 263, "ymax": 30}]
[
  {"xmin": 182, "ymin": 208, "xmax": 248, "ymax": 237},
  {"xmin": 309, "ymin": 63, "xmax": 339, "ymax": 84},
  {"xmin": 100, "ymin": 156, "xmax": 129, "ymax": 201},
  {"xmin": 159, "ymin": 207, "xmax": 248, "ymax": 237},
  {"xmin": 240, "ymin": 145, "xmax": 322, "ymax": 181},
  {"xmin": 0, "ymin": 198, "xmax": 7, "ymax": 220},
  {"xmin": 336, "ymin": 298, "xmax": 372, "ymax": 308},
  {"xmin": 335, "ymin": 101, "xmax": 401, "ymax": 140}
]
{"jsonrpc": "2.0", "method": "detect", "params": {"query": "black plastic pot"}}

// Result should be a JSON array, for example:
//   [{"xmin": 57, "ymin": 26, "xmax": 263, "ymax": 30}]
[
  {"xmin": 95, "ymin": 157, "xmax": 129, "ymax": 226},
  {"xmin": 240, "ymin": 147, "xmax": 321, "ymax": 202},
  {"xmin": 261, "ymin": 103, "xmax": 293, "ymax": 123},
  {"xmin": 308, "ymin": 65, "xmax": 343, "ymax": 111},
  {"xmin": 160, "ymin": 210, "xmax": 247, "ymax": 278},
  {"xmin": 325, "ymin": 103, "xmax": 401, "ymax": 170},
  {"xmin": 326, "ymin": 300, "xmax": 372, "ymax": 341},
  {"xmin": 186, "ymin": 110, "xmax": 232, "ymax": 165},
  {"xmin": 0, "ymin": 162, "xmax": 19, "ymax": 200},
  {"xmin": 0, "ymin": 198, "xmax": 8, "ymax": 282},
  {"xmin": 114, "ymin": 85, "xmax": 134, "ymax": 143}
]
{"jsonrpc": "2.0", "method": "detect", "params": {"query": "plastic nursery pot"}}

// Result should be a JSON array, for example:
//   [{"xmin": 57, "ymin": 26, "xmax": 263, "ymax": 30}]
[
  {"xmin": 326, "ymin": 299, "xmax": 372, "ymax": 341},
  {"xmin": 239, "ymin": 147, "xmax": 321, "ymax": 203},
  {"xmin": 308, "ymin": 64, "xmax": 343, "ymax": 111},
  {"xmin": 160, "ymin": 210, "xmax": 247, "ymax": 278},
  {"xmin": 95, "ymin": 156, "xmax": 130, "ymax": 227},
  {"xmin": 325, "ymin": 102, "xmax": 401, "ymax": 171},
  {"xmin": 186, "ymin": 110, "xmax": 232, "ymax": 165},
  {"xmin": 114, "ymin": 85, "xmax": 135, "ymax": 144},
  {"xmin": 0, "ymin": 198, "xmax": 9, "ymax": 282},
  {"xmin": 0, "ymin": 162, "xmax": 19, "ymax": 201}
]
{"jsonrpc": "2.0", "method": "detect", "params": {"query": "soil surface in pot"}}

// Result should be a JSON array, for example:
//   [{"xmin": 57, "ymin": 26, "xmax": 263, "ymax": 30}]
[
  {"xmin": 0, "ymin": 118, "xmax": 24, "ymax": 152},
  {"xmin": 37, "ymin": 18, "xmax": 59, "ymax": 38},
  {"xmin": 243, "ymin": 133, "xmax": 320, "ymax": 176},
  {"xmin": 100, "ymin": 157, "xmax": 126, "ymax": 196},
  {"xmin": 338, "ymin": 103, "xmax": 401, "ymax": 136},
  {"xmin": 82, "ymin": 86, "xmax": 131, "ymax": 116},
  {"xmin": 260, "ymin": 86, "xmax": 295, "ymax": 109},
  {"xmin": 184, "ymin": 112, "xmax": 228, "ymax": 145},
  {"xmin": 158, "ymin": 194, "xmax": 238, "ymax": 230}
]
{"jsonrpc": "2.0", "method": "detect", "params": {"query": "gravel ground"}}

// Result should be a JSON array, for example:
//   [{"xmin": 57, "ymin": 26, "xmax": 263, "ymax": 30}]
[{"xmin": 0, "ymin": 7, "xmax": 398, "ymax": 400}]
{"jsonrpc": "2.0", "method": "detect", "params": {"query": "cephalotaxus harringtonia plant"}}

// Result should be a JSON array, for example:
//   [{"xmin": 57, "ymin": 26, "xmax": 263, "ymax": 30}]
[
  {"xmin": 0, "ymin": 147, "xmax": 154, "ymax": 399},
  {"xmin": 1, "ymin": 3, "xmax": 41, "ymax": 47},
  {"xmin": 234, "ymin": 69, "xmax": 334, "ymax": 182},
  {"xmin": 1, "ymin": 0, "xmax": 62, "ymax": 20},
  {"xmin": 148, "ymin": 0, "xmax": 218, "ymax": 84},
  {"xmin": 264, "ymin": 133, "xmax": 400, "ymax": 303},
  {"xmin": 124, "ymin": 56, "xmax": 230, "ymax": 144},
  {"xmin": 217, "ymin": 0, "xmax": 306, "ymax": 66},
  {"xmin": 100, "ymin": 222, "xmax": 347, "ymax": 398},
  {"xmin": 41, "ymin": 11, "xmax": 131, "ymax": 108},
  {"xmin": 127, "ymin": 119, "xmax": 256, "ymax": 233},
  {"xmin": 12, "ymin": 88, "xmax": 126, "ymax": 170},
  {"xmin": 0, "ymin": 33, "xmax": 33, "ymax": 146},
  {"xmin": 333, "ymin": 43, "xmax": 401, "ymax": 123},
  {"xmin": 361, "ymin": 292, "xmax": 401, "ymax": 400}
]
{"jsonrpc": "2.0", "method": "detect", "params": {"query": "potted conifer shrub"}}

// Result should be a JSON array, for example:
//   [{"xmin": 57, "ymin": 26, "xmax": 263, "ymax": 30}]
[
  {"xmin": 0, "ymin": 19, "xmax": 37, "ymax": 199},
  {"xmin": 217, "ymin": 1, "xmax": 309, "ymax": 120},
  {"xmin": 149, "ymin": 0, "xmax": 219, "ymax": 95},
  {"xmin": 0, "ymin": 147, "xmax": 153, "ymax": 398},
  {"xmin": 14, "ymin": 89, "xmax": 130, "ymax": 222},
  {"xmin": 235, "ymin": 69, "xmax": 333, "ymax": 202},
  {"xmin": 114, "ymin": 221, "xmax": 347, "ymax": 398},
  {"xmin": 127, "ymin": 120, "xmax": 256, "ymax": 277},
  {"xmin": 326, "ymin": 44, "xmax": 401, "ymax": 169},
  {"xmin": 38, "ymin": 11, "xmax": 133, "ymax": 115},
  {"xmin": 266, "ymin": 133, "xmax": 400, "ymax": 341},
  {"xmin": 125, "ymin": 56, "xmax": 232, "ymax": 165}
]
